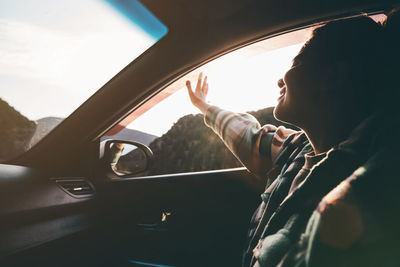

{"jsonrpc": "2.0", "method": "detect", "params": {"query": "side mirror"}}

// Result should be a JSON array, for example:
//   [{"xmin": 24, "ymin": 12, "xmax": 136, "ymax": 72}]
[{"xmin": 104, "ymin": 140, "xmax": 153, "ymax": 177}]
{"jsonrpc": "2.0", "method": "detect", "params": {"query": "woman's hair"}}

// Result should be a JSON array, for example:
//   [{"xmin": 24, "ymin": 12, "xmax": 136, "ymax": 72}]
[
  {"xmin": 382, "ymin": 9, "xmax": 400, "ymax": 110},
  {"xmin": 383, "ymin": 8, "xmax": 400, "ymax": 47},
  {"xmin": 300, "ymin": 16, "xmax": 385, "ymax": 113}
]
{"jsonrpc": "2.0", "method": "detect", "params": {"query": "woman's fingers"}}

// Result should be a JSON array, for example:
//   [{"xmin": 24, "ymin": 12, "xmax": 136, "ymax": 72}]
[
  {"xmin": 186, "ymin": 81, "xmax": 195, "ymax": 99},
  {"xmin": 202, "ymin": 76, "xmax": 207, "ymax": 89},
  {"xmin": 186, "ymin": 72, "xmax": 208, "ymax": 101},
  {"xmin": 185, "ymin": 73, "xmax": 211, "ymax": 114},
  {"xmin": 186, "ymin": 80, "xmax": 192, "ymax": 93},
  {"xmin": 186, "ymin": 80, "xmax": 192, "ymax": 91},
  {"xmin": 196, "ymin": 72, "xmax": 203, "ymax": 93}
]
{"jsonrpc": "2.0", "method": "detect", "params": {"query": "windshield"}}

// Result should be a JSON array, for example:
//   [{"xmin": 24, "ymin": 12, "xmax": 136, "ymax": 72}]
[{"xmin": 0, "ymin": 0, "xmax": 168, "ymax": 162}]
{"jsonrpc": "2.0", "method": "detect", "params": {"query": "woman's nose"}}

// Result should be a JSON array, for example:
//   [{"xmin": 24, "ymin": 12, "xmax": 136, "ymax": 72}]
[{"xmin": 277, "ymin": 78, "xmax": 285, "ymax": 88}]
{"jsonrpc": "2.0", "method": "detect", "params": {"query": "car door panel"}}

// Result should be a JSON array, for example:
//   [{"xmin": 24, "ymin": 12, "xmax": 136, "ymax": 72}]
[
  {"xmin": 0, "ymin": 163, "xmax": 262, "ymax": 267},
  {"xmin": 0, "ymin": 165, "xmax": 97, "ymax": 262},
  {"xmin": 96, "ymin": 168, "xmax": 262, "ymax": 266}
]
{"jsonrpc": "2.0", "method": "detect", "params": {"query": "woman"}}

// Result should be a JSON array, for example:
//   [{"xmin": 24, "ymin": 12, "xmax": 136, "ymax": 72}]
[{"xmin": 186, "ymin": 13, "xmax": 399, "ymax": 267}]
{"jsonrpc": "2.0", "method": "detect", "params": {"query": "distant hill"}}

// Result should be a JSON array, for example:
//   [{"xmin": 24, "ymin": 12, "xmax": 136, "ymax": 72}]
[
  {"xmin": 29, "ymin": 117, "xmax": 64, "ymax": 148},
  {"xmin": 146, "ymin": 107, "xmax": 297, "ymax": 176},
  {"xmin": 102, "ymin": 128, "xmax": 158, "ymax": 146},
  {"xmin": 0, "ymin": 98, "xmax": 36, "ymax": 162},
  {"xmin": 30, "ymin": 118, "xmax": 159, "ymax": 148}
]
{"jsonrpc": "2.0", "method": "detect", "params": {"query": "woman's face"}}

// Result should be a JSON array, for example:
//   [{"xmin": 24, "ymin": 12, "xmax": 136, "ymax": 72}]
[{"xmin": 273, "ymin": 45, "xmax": 328, "ymax": 127}]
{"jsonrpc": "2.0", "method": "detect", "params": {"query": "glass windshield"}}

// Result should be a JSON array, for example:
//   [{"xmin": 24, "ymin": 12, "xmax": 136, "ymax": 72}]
[{"xmin": 0, "ymin": 0, "xmax": 168, "ymax": 162}]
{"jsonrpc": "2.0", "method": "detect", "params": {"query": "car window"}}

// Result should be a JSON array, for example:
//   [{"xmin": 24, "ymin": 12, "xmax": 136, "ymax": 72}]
[
  {"xmin": 102, "ymin": 27, "xmax": 313, "ymax": 177},
  {"xmin": 103, "ymin": 13, "xmax": 386, "ymax": 178},
  {"xmin": 0, "ymin": 0, "xmax": 168, "ymax": 163}
]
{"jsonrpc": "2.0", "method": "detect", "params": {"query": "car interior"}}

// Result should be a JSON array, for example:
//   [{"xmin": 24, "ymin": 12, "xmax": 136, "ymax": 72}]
[{"xmin": 1, "ymin": 0, "xmax": 400, "ymax": 266}]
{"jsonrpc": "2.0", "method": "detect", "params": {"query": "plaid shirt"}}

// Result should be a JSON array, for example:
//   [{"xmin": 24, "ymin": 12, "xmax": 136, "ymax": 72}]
[
  {"xmin": 205, "ymin": 106, "xmax": 400, "ymax": 267},
  {"xmin": 205, "ymin": 106, "xmax": 297, "ymax": 181}
]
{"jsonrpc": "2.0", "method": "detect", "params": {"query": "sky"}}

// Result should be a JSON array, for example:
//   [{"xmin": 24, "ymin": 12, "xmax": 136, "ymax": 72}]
[
  {"xmin": 0, "ymin": 0, "xmax": 156, "ymax": 120},
  {"xmin": 103, "ymin": 36, "xmax": 306, "ymax": 137},
  {"xmin": 126, "ymin": 41, "xmax": 305, "ymax": 136}
]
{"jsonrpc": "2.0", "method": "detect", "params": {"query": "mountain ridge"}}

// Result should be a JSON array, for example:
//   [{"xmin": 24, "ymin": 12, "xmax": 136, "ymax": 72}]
[{"xmin": 146, "ymin": 107, "xmax": 296, "ymax": 176}]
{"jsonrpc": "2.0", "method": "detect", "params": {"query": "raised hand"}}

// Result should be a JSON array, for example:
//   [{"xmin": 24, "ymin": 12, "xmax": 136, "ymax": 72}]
[{"xmin": 186, "ymin": 72, "xmax": 211, "ymax": 114}]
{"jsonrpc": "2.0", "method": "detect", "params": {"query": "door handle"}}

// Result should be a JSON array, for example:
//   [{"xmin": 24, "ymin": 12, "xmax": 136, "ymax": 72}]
[{"xmin": 136, "ymin": 211, "xmax": 171, "ymax": 231}]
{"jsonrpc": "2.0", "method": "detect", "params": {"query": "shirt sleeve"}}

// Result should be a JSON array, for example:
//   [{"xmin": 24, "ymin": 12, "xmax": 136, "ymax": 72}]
[{"xmin": 204, "ymin": 106, "xmax": 297, "ymax": 179}]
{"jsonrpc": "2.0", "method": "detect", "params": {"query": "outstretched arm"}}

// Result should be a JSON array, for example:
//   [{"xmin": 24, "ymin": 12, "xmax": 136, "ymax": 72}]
[{"xmin": 186, "ymin": 73, "xmax": 295, "ymax": 179}]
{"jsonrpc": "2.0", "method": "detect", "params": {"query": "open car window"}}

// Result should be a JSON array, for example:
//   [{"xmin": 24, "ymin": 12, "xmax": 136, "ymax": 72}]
[
  {"xmin": 104, "ymin": 13, "xmax": 386, "ymax": 178},
  {"xmin": 103, "ymin": 27, "xmax": 311, "ymax": 177},
  {"xmin": 0, "ymin": 0, "xmax": 168, "ymax": 163}
]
